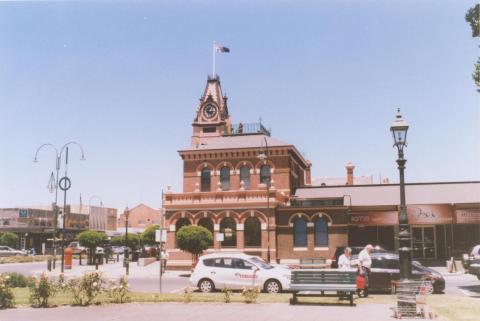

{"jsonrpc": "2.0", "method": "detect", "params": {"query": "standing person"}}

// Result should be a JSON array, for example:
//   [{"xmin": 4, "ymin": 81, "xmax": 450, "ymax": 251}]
[
  {"xmin": 160, "ymin": 247, "xmax": 169, "ymax": 273},
  {"xmin": 338, "ymin": 247, "xmax": 352, "ymax": 270},
  {"xmin": 358, "ymin": 244, "xmax": 374, "ymax": 296}
]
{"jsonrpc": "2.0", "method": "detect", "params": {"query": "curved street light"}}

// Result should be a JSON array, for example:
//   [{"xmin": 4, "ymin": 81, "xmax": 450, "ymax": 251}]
[{"xmin": 33, "ymin": 141, "xmax": 86, "ymax": 272}]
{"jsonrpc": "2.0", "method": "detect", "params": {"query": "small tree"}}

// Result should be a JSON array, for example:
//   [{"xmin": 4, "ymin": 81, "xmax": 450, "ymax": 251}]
[
  {"xmin": 142, "ymin": 224, "xmax": 160, "ymax": 246},
  {"xmin": 176, "ymin": 225, "xmax": 212, "ymax": 264},
  {"xmin": 78, "ymin": 231, "xmax": 107, "ymax": 265},
  {"xmin": 119, "ymin": 234, "xmax": 140, "ymax": 250},
  {"xmin": 0, "ymin": 232, "xmax": 18, "ymax": 248},
  {"xmin": 110, "ymin": 236, "xmax": 123, "ymax": 246}
]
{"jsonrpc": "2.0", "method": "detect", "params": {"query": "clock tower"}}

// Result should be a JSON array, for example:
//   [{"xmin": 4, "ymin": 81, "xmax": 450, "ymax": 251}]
[{"xmin": 191, "ymin": 76, "xmax": 232, "ymax": 146}]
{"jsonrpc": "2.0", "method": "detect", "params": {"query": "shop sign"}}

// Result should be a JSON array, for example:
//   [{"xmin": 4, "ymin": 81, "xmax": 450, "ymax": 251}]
[
  {"xmin": 349, "ymin": 211, "xmax": 398, "ymax": 226},
  {"xmin": 455, "ymin": 208, "xmax": 480, "ymax": 224},
  {"xmin": 407, "ymin": 205, "xmax": 453, "ymax": 224}
]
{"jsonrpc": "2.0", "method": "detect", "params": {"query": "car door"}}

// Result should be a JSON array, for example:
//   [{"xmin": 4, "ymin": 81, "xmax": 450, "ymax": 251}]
[
  {"xmin": 210, "ymin": 257, "xmax": 242, "ymax": 289},
  {"xmin": 231, "ymin": 258, "xmax": 257, "ymax": 288}
]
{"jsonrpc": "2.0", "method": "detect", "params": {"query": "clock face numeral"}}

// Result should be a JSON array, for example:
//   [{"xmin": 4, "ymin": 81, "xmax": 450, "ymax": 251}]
[{"xmin": 203, "ymin": 104, "xmax": 217, "ymax": 119}]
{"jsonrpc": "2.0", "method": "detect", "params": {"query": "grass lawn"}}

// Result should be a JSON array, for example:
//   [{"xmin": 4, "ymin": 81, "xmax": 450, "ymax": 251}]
[{"xmin": 10, "ymin": 288, "xmax": 477, "ymax": 321}]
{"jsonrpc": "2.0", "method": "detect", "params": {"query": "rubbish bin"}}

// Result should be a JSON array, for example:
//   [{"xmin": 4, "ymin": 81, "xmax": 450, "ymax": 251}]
[
  {"xmin": 64, "ymin": 247, "xmax": 73, "ymax": 270},
  {"xmin": 47, "ymin": 257, "xmax": 52, "ymax": 271}
]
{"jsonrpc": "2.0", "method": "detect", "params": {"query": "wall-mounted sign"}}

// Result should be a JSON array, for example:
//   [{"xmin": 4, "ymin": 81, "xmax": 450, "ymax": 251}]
[
  {"xmin": 216, "ymin": 233, "xmax": 224, "ymax": 242},
  {"xmin": 19, "ymin": 209, "xmax": 28, "ymax": 218},
  {"xmin": 407, "ymin": 205, "xmax": 453, "ymax": 225},
  {"xmin": 349, "ymin": 211, "xmax": 398, "ymax": 226},
  {"xmin": 455, "ymin": 208, "xmax": 480, "ymax": 224}
]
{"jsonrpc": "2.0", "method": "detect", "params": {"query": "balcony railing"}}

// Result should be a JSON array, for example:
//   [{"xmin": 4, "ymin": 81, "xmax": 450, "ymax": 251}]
[{"xmin": 224, "ymin": 122, "xmax": 271, "ymax": 136}]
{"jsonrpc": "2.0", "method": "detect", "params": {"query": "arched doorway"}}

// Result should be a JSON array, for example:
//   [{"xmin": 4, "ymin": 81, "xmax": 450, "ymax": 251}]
[
  {"xmin": 220, "ymin": 217, "xmax": 237, "ymax": 247},
  {"xmin": 244, "ymin": 217, "xmax": 261, "ymax": 247}
]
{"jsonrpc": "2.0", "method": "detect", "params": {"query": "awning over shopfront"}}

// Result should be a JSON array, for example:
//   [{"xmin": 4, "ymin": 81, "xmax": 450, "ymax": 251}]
[{"xmin": 349, "ymin": 204, "xmax": 456, "ymax": 226}]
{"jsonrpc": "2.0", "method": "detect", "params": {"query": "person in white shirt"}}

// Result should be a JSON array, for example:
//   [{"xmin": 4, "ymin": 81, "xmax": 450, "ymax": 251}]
[
  {"xmin": 358, "ymin": 244, "xmax": 374, "ymax": 290},
  {"xmin": 338, "ymin": 247, "xmax": 352, "ymax": 270}
]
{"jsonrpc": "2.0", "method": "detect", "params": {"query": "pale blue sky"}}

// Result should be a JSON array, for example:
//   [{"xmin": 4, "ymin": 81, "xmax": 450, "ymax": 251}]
[{"xmin": 0, "ymin": 0, "xmax": 478, "ymax": 211}]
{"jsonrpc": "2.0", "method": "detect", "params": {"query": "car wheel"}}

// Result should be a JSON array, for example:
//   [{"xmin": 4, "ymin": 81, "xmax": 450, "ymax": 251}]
[
  {"xmin": 198, "ymin": 278, "xmax": 214, "ymax": 293},
  {"xmin": 264, "ymin": 279, "xmax": 282, "ymax": 294}
]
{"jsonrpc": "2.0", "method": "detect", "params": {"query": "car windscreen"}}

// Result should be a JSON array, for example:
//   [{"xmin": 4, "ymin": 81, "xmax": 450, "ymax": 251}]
[{"xmin": 249, "ymin": 257, "xmax": 273, "ymax": 269}]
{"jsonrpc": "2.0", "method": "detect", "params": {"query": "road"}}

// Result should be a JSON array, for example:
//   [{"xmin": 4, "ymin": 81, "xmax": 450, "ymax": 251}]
[{"xmin": 0, "ymin": 261, "xmax": 479, "ymax": 296}]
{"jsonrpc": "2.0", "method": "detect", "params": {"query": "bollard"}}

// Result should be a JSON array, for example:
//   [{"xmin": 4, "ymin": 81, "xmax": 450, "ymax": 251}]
[
  {"xmin": 47, "ymin": 257, "xmax": 52, "ymax": 271},
  {"xmin": 79, "ymin": 252, "xmax": 82, "ymax": 266},
  {"xmin": 95, "ymin": 254, "xmax": 99, "ymax": 270},
  {"xmin": 117, "ymin": 253, "xmax": 119, "ymax": 262}
]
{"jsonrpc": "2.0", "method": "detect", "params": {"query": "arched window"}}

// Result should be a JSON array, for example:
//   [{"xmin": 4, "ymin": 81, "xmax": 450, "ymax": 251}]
[
  {"xmin": 220, "ymin": 217, "xmax": 237, "ymax": 247},
  {"xmin": 220, "ymin": 166, "xmax": 230, "ymax": 191},
  {"xmin": 260, "ymin": 165, "xmax": 271, "ymax": 185},
  {"xmin": 198, "ymin": 217, "xmax": 214, "ymax": 247},
  {"xmin": 201, "ymin": 168, "xmax": 211, "ymax": 192},
  {"xmin": 239, "ymin": 166, "xmax": 251, "ymax": 189},
  {"xmin": 293, "ymin": 217, "xmax": 307, "ymax": 247},
  {"xmin": 314, "ymin": 218, "xmax": 328, "ymax": 247},
  {"xmin": 244, "ymin": 217, "xmax": 261, "ymax": 247}
]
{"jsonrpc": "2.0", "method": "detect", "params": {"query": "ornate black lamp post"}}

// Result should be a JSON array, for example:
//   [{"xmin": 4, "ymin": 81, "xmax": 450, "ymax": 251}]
[{"xmin": 390, "ymin": 109, "xmax": 411, "ymax": 280}]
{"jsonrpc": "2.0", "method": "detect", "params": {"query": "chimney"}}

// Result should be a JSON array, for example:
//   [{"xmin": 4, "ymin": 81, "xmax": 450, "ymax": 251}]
[
  {"xmin": 305, "ymin": 160, "xmax": 312, "ymax": 186},
  {"xmin": 346, "ymin": 162, "xmax": 355, "ymax": 185}
]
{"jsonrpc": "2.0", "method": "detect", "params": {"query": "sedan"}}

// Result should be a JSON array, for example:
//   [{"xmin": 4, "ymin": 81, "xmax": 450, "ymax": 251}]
[
  {"xmin": 0, "ymin": 246, "xmax": 27, "ymax": 257},
  {"xmin": 351, "ymin": 252, "xmax": 445, "ymax": 294}
]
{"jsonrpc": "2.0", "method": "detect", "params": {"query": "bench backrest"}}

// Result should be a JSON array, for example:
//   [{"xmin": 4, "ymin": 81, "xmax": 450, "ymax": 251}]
[
  {"xmin": 291, "ymin": 270, "xmax": 356, "ymax": 285},
  {"xmin": 299, "ymin": 258, "xmax": 326, "ymax": 265}
]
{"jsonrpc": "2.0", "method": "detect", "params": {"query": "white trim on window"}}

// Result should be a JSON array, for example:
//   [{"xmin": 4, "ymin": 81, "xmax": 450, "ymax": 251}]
[
  {"xmin": 293, "ymin": 247, "xmax": 308, "ymax": 251},
  {"xmin": 314, "ymin": 247, "xmax": 329, "ymax": 251}
]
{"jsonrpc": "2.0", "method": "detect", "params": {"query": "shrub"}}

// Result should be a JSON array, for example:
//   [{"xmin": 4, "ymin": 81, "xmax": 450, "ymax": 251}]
[
  {"xmin": 241, "ymin": 287, "xmax": 260, "ymax": 304},
  {"xmin": 141, "ymin": 224, "xmax": 160, "ymax": 246},
  {"xmin": 176, "ymin": 225, "xmax": 212, "ymax": 262},
  {"xmin": 4, "ymin": 272, "xmax": 32, "ymax": 288},
  {"xmin": 29, "ymin": 273, "xmax": 58, "ymax": 307},
  {"xmin": 0, "ymin": 232, "xmax": 19, "ymax": 248},
  {"xmin": 0, "ymin": 274, "xmax": 14, "ymax": 309},
  {"xmin": 222, "ymin": 285, "xmax": 232, "ymax": 303},
  {"xmin": 66, "ymin": 272, "xmax": 105, "ymax": 306},
  {"xmin": 182, "ymin": 286, "xmax": 193, "ymax": 303},
  {"xmin": 108, "ymin": 276, "xmax": 130, "ymax": 304}
]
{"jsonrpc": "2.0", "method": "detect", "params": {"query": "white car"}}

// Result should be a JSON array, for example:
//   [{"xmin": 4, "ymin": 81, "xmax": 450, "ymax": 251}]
[{"xmin": 190, "ymin": 252, "xmax": 291, "ymax": 293}]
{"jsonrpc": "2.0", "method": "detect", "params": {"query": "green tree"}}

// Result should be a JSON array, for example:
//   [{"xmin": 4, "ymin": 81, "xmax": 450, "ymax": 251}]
[
  {"xmin": 175, "ymin": 225, "xmax": 212, "ymax": 263},
  {"xmin": 465, "ymin": 4, "xmax": 480, "ymax": 87},
  {"xmin": 77, "ymin": 231, "xmax": 107, "ymax": 264},
  {"xmin": 0, "ymin": 232, "xmax": 19, "ymax": 248},
  {"xmin": 142, "ymin": 224, "xmax": 160, "ymax": 246},
  {"xmin": 110, "ymin": 236, "xmax": 123, "ymax": 246}
]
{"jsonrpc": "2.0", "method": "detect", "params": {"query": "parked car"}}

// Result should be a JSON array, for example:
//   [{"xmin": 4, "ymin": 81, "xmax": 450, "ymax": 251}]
[
  {"xmin": 112, "ymin": 246, "xmax": 125, "ymax": 254},
  {"xmin": 68, "ymin": 241, "xmax": 86, "ymax": 255},
  {"xmin": 190, "ymin": 252, "xmax": 291, "ymax": 293},
  {"xmin": 462, "ymin": 245, "xmax": 480, "ymax": 270},
  {"xmin": 468, "ymin": 258, "xmax": 480, "ymax": 280},
  {"xmin": 350, "ymin": 252, "xmax": 445, "ymax": 294},
  {"xmin": 331, "ymin": 245, "xmax": 388, "ymax": 268},
  {"xmin": 0, "ymin": 246, "xmax": 27, "ymax": 257}
]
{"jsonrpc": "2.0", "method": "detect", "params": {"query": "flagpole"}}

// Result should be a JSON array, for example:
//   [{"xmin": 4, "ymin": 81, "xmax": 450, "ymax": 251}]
[{"xmin": 212, "ymin": 41, "xmax": 216, "ymax": 77}]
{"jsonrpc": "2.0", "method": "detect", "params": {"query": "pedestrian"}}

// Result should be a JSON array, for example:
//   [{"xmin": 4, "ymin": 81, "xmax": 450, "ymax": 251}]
[
  {"xmin": 160, "ymin": 247, "xmax": 169, "ymax": 272},
  {"xmin": 358, "ymin": 244, "xmax": 374, "ymax": 296},
  {"xmin": 338, "ymin": 247, "xmax": 352, "ymax": 269}
]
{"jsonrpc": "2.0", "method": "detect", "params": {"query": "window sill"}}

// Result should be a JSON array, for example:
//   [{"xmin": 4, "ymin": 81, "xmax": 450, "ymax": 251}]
[
  {"xmin": 293, "ymin": 247, "xmax": 308, "ymax": 251},
  {"xmin": 314, "ymin": 247, "xmax": 329, "ymax": 251}
]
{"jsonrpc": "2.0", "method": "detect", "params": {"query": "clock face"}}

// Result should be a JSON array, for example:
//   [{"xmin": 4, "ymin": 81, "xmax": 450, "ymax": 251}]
[{"xmin": 203, "ymin": 104, "xmax": 217, "ymax": 119}]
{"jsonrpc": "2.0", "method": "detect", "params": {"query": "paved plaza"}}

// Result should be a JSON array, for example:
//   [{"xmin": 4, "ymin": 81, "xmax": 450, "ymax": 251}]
[{"xmin": 0, "ymin": 302, "xmax": 408, "ymax": 321}]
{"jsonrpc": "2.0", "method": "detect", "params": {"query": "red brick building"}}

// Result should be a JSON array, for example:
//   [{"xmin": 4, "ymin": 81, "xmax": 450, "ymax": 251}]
[{"xmin": 164, "ymin": 76, "xmax": 480, "ymax": 268}]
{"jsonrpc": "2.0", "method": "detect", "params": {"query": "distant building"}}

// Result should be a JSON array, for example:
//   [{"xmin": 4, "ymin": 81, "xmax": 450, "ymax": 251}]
[
  {"xmin": 117, "ymin": 204, "xmax": 161, "ymax": 233},
  {"xmin": 0, "ymin": 204, "xmax": 117, "ymax": 253}
]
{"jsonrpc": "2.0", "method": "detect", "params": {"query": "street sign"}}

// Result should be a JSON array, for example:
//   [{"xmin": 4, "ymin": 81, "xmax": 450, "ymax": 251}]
[
  {"xmin": 59, "ymin": 176, "xmax": 71, "ymax": 191},
  {"xmin": 216, "ymin": 233, "xmax": 224, "ymax": 242},
  {"xmin": 19, "ymin": 209, "xmax": 28, "ymax": 218},
  {"xmin": 156, "ymin": 229, "xmax": 167, "ymax": 243}
]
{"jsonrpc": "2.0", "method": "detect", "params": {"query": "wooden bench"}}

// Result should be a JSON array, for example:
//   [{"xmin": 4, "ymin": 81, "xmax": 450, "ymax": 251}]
[
  {"xmin": 298, "ymin": 258, "xmax": 329, "ymax": 269},
  {"xmin": 290, "ymin": 269, "xmax": 357, "ymax": 306}
]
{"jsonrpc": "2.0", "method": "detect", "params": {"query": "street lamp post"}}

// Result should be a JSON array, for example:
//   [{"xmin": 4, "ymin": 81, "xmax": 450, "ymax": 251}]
[
  {"xmin": 34, "ymin": 141, "xmax": 86, "ymax": 272},
  {"xmin": 390, "ymin": 109, "xmax": 411, "ymax": 280},
  {"xmin": 257, "ymin": 136, "xmax": 271, "ymax": 263},
  {"xmin": 124, "ymin": 206, "xmax": 130, "ymax": 275}
]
